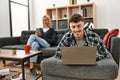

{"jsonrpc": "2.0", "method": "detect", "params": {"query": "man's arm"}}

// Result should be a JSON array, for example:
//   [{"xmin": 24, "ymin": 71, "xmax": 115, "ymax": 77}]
[{"xmin": 88, "ymin": 31, "xmax": 110, "ymax": 60}]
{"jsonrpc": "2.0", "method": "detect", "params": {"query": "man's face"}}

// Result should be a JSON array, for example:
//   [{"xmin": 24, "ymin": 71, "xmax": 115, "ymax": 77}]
[{"xmin": 69, "ymin": 21, "xmax": 84, "ymax": 40}]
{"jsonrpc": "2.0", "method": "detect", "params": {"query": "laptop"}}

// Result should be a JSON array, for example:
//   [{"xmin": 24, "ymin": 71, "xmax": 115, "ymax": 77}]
[{"xmin": 61, "ymin": 46, "xmax": 97, "ymax": 65}]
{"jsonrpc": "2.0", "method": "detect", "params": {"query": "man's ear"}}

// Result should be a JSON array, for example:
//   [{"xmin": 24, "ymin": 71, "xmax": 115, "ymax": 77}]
[{"xmin": 68, "ymin": 25, "xmax": 70, "ymax": 28}]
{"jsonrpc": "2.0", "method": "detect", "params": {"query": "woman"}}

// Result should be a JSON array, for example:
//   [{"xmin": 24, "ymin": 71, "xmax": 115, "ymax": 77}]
[{"xmin": 14, "ymin": 15, "xmax": 56, "ymax": 74}]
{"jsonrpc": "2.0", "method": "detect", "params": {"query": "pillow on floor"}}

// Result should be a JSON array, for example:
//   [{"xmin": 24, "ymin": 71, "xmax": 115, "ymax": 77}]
[{"xmin": 103, "ymin": 28, "xmax": 119, "ymax": 49}]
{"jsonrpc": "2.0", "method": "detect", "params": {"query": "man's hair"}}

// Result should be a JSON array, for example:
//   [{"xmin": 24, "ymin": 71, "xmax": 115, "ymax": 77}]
[{"xmin": 69, "ymin": 13, "xmax": 83, "ymax": 23}]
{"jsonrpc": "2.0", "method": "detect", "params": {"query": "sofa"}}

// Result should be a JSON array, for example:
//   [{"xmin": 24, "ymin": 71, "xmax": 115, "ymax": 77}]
[
  {"xmin": 0, "ymin": 29, "xmax": 118, "ymax": 62},
  {"xmin": 40, "ymin": 29, "xmax": 120, "ymax": 80},
  {"xmin": 0, "ymin": 28, "xmax": 119, "ymax": 79},
  {"xmin": 0, "ymin": 28, "xmax": 119, "ymax": 60},
  {"xmin": 0, "ymin": 29, "xmax": 69, "ymax": 62}
]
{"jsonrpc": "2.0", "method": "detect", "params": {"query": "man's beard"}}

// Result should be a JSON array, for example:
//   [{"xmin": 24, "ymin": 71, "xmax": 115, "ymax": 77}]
[{"xmin": 74, "ymin": 31, "xmax": 83, "ymax": 40}]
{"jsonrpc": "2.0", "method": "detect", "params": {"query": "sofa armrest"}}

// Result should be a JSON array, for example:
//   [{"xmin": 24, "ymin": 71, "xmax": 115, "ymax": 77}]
[
  {"xmin": 110, "ymin": 37, "xmax": 120, "ymax": 66},
  {"xmin": 41, "ymin": 47, "xmax": 57, "ymax": 57},
  {"xmin": 0, "ymin": 37, "xmax": 21, "ymax": 48}
]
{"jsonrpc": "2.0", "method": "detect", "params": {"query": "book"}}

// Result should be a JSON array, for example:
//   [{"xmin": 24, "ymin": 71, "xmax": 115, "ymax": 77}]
[
  {"xmin": 82, "ymin": 8, "xmax": 87, "ymax": 17},
  {"xmin": 0, "ymin": 68, "xmax": 10, "ymax": 75}
]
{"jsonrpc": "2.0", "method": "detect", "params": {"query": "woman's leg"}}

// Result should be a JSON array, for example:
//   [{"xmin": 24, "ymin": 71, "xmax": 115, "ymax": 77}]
[
  {"xmin": 27, "ymin": 34, "xmax": 37, "ymax": 46},
  {"xmin": 27, "ymin": 34, "xmax": 50, "ymax": 48},
  {"xmin": 30, "ymin": 42, "xmax": 40, "ymax": 65},
  {"xmin": 29, "ymin": 42, "xmax": 40, "ymax": 74}
]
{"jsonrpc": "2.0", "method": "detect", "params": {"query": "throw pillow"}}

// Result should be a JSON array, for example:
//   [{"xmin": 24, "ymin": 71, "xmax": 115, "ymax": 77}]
[{"xmin": 103, "ymin": 28, "xmax": 119, "ymax": 49}]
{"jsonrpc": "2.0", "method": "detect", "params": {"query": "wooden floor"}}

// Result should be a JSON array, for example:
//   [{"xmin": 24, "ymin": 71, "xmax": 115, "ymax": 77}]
[
  {"xmin": 0, "ymin": 60, "xmax": 42, "ymax": 80},
  {"xmin": 0, "ymin": 60, "xmax": 119, "ymax": 80}
]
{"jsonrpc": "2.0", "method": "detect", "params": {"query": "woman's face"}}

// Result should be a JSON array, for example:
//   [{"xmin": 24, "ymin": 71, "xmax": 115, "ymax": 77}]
[
  {"xmin": 69, "ymin": 21, "xmax": 84, "ymax": 40},
  {"xmin": 42, "ymin": 17, "xmax": 50, "ymax": 28}
]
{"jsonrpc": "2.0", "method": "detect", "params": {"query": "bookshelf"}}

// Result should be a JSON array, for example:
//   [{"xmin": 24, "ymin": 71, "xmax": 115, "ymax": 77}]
[{"xmin": 46, "ymin": 2, "xmax": 96, "ymax": 29}]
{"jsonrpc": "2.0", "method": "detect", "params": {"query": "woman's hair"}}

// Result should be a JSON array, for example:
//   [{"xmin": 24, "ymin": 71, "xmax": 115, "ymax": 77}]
[
  {"xmin": 43, "ymin": 15, "xmax": 51, "ymax": 28},
  {"xmin": 69, "ymin": 13, "xmax": 83, "ymax": 23}
]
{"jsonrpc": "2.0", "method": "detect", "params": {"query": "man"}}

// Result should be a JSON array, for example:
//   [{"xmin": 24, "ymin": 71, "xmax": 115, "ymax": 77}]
[{"xmin": 55, "ymin": 13, "xmax": 109, "ymax": 61}]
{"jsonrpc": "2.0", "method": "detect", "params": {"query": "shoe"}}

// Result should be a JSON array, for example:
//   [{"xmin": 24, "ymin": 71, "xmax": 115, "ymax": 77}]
[
  {"xmin": 13, "ymin": 62, "xmax": 21, "ymax": 67},
  {"xmin": 24, "ymin": 61, "xmax": 28, "ymax": 65},
  {"xmin": 13, "ymin": 61, "xmax": 28, "ymax": 67},
  {"xmin": 0, "ymin": 75, "xmax": 5, "ymax": 79},
  {"xmin": 30, "ymin": 68, "xmax": 37, "ymax": 74}
]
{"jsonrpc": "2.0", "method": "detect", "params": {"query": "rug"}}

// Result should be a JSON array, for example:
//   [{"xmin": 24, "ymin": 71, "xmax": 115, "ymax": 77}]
[{"xmin": 1, "ymin": 70, "xmax": 42, "ymax": 80}]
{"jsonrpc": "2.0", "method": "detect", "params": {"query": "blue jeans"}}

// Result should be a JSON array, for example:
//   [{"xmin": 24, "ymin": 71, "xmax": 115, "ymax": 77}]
[{"xmin": 27, "ymin": 34, "xmax": 50, "ymax": 62}]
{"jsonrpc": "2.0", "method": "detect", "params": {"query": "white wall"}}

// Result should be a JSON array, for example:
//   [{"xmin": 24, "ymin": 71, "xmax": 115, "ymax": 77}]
[
  {"xmin": 30, "ymin": 0, "xmax": 69, "ymax": 29},
  {"xmin": 93, "ymin": 0, "xmax": 120, "ymax": 30},
  {"xmin": 0, "ymin": 0, "xmax": 10, "ymax": 37},
  {"xmin": 31, "ymin": 0, "xmax": 120, "ymax": 31},
  {"xmin": 0, "ymin": 0, "xmax": 119, "ymax": 37}
]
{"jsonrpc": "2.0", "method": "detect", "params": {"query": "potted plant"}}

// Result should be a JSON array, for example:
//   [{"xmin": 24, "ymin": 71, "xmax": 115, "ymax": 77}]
[
  {"xmin": 87, "ymin": 0, "xmax": 90, "ymax": 2},
  {"xmin": 12, "ymin": 46, "xmax": 17, "ymax": 54},
  {"xmin": 53, "ymin": 4, "xmax": 55, "ymax": 7},
  {"xmin": 63, "ymin": 14, "xmax": 67, "ymax": 19}
]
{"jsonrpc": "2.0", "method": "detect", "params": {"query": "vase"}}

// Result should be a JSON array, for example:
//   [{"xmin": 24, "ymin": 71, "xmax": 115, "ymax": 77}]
[{"xmin": 12, "ymin": 50, "xmax": 16, "ymax": 54}]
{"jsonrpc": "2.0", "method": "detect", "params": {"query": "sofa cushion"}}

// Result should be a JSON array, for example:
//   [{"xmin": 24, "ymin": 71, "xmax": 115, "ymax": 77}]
[
  {"xmin": 56, "ymin": 29, "xmax": 70, "ymax": 45},
  {"xmin": 93, "ymin": 29, "xmax": 108, "ymax": 39},
  {"xmin": 41, "ymin": 47, "xmax": 57, "ymax": 57},
  {"xmin": 41, "ymin": 53, "xmax": 118, "ymax": 79},
  {"xmin": 20, "ymin": 31, "xmax": 35, "ymax": 44},
  {"xmin": 103, "ymin": 29, "xmax": 119, "ymax": 49}
]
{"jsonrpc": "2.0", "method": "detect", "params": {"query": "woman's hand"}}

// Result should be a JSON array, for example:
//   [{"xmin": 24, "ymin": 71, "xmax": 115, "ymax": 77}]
[{"xmin": 35, "ymin": 30, "xmax": 41, "ymax": 36}]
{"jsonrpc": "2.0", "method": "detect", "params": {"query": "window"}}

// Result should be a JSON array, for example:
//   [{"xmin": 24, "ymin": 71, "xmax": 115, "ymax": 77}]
[{"xmin": 10, "ymin": 0, "xmax": 30, "ymax": 36}]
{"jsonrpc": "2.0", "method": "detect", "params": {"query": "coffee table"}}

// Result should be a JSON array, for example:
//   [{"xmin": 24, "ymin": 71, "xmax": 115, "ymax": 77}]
[{"xmin": 0, "ymin": 49, "xmax": 42, "ymax": 80}]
